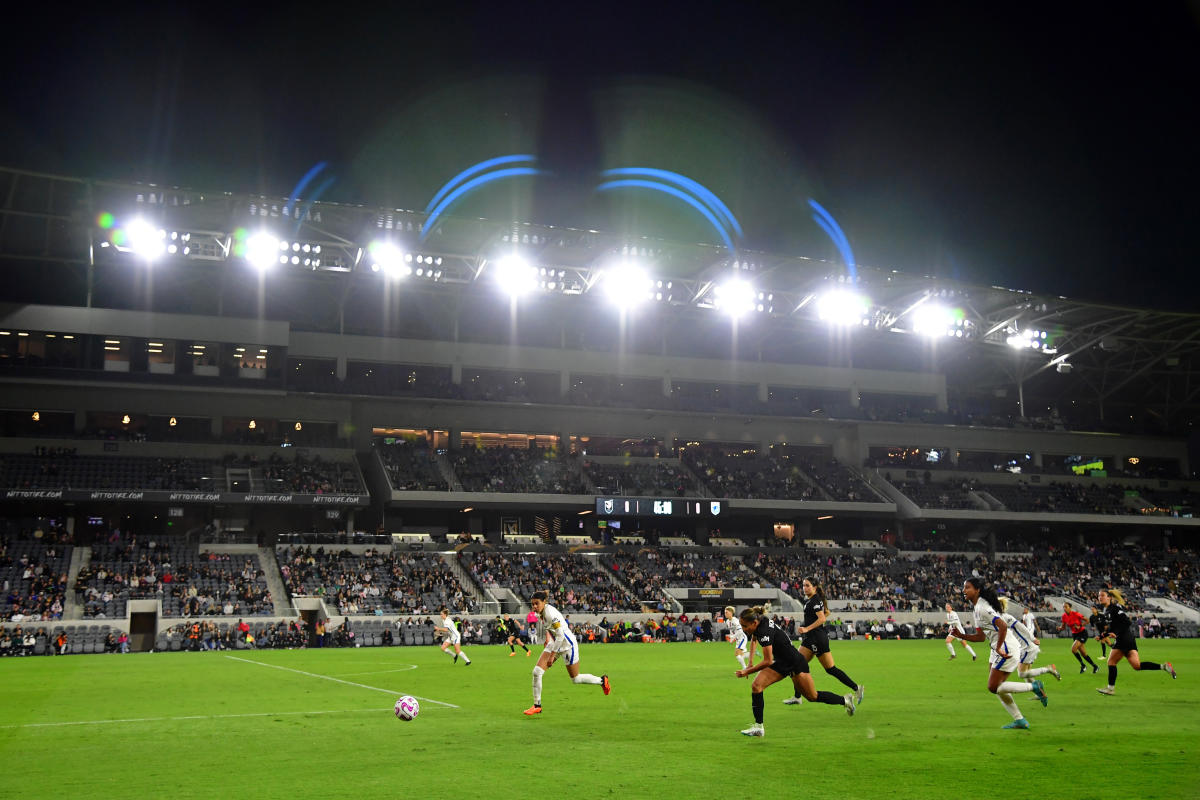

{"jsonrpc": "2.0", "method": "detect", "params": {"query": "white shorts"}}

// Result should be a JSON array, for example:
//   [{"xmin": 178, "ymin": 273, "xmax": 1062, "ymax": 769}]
[
  {"xmin": 442, "ymin": 631, "xmax": 461, "ymax": 646},
  {"xmin": 991, "ymin": 649, "xmax": 1019, "ymax": 673},
  {"xmin": 732, "ymin": 633, "xmax": 748, "ymax": 652},
  {"xmin": 545, "ymin": 634, "xmax": 580, "ymax": 666},
  {"xmin": 1019, "ymin": 645, "xmax": 1041, "ymax": 665}
]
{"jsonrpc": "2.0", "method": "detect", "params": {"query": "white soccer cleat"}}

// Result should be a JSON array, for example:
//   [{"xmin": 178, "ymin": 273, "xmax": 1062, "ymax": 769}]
[
  {"xmin": 1096, "ymin": 686, "xmax": 1115, "ymax": 696},
  {"xmin": 855, "ymin": 684, "xmax": 865, "ymax": 705},
  {"xmin": 740, "ymin": 724, "xmax": 764, "ymax": 737},
  {"xmin": 845, "ymin": 694, "xmax": 857, "ymax": 716},
  {"xmin": 782, "ymin": 696, "xmax": 803, "ymax": 705},
  {"xmin": 1049, "ymin": 664, "xmax": 1061, "ymax": 681}
]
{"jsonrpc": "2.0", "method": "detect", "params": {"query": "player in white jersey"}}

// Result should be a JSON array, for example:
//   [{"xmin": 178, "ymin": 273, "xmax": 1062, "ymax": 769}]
[
  {"xmin": 523, "ymin": 591, "xmax": 610, "ymax": 715},
  {"xmin": 1001, "ymin": 604, "xmax": 1059, "ymax": 683},
  {"xmin": 724, "ymin": 606, "xmax": 750, "ymax": 670},
  {"xmin": 944, "ymin": 603, "xmax": 978, "ymax": 661},
  {"xmin": 949, "ymin": 577, "xmax": 1048, "ymax": 729},
  {"xmin": 434, "ymin": 608, "xmax": 471, "ymax": 665}
]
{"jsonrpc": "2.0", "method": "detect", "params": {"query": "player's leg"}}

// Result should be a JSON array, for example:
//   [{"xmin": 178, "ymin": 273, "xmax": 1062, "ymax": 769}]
[
  {"xmin": 817, "ymin": 650, "xmax": 860, "ymax": 695},
  {"xmin": 1098, "ymin": 648, "xmax": 1126, "ymax": 694},
  {"xmin": 784, "ymin": 646, "xmax": 816, "ymax": 703},
  {"xmin": 790, "ymin": 671, "xmax": 854, "ymax": 713},
  {"xmin": 454, "ymin": 641, "xmax": 471, "ymax": 664},
  {"xmin": 742, "ymin": 667, "xmax": 785, "ymax": 735},
  {"xmin": 564, "ymin": 655, "xmax": 603, "ymax": 687},
  {"xmin": 526, "ymin": 651, "xmax": 556, "ymax": 714},
  {"xmin": 945, "ymin": 633, "xmax": 957, "ymax": 657},
  {"xmin": 988, "ymin": 664, "xmax": 1034, "ymax": 728}
]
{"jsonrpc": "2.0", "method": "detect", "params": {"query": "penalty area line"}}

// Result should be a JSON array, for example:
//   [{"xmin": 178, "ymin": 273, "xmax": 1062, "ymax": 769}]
[{"xmin": 225, "ymin": 655, "xmax": 459, "ymax": 708}]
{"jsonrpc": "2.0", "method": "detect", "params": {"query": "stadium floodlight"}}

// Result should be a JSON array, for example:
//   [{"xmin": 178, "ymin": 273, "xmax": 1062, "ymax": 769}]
[
  {"xmin": 368, "ymin": 241, "xmax": 411, "ymax": 278},
  {"xmin": 493, "ymin": 254, "xmax": 537, "ymax": 297},
  {"xmin": 601, "ymin": 262, "xmax": 653, "ymax": 308},
  {"xmin": 1007, "ymin": 328, "xmax": 1051, "ymax": 351},
  {"xmin": 124, "ymin": 217, "xmax": 165, "ymax": 261},
  {"xmin": 911, "ymin": 304, "xmax": 963, "ymax": 338},
  {"xmin": 713, "ymin": 278, "xmax": 757, "ymax": 318},
  {"xmin": 245, "ymin": 232, "xmax": 280, "ymax": 271},
  {"xmin": 816, "ymin": 290, "xmax": 870, "ymax": 326}
]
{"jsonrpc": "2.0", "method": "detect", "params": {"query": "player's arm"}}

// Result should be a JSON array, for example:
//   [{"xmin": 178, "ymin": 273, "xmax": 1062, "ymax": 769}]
[
  {"xmin": 801, "ymin": 607, "xmax": 827, "ymax": 635},
  {"xmin": 950, "ymin": 624, "xmax": 986, "ymax": 643},
  {"xmin": 738, "ymin": 644, "xmax": 772, "ymax": 677},
  {"xmin": 747, "ymin": 636, "xmax": 757, "ymax": 666}
]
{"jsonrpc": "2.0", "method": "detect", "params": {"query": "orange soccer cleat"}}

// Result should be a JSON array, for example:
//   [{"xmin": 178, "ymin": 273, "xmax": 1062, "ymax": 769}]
[{"xmin": 523, "ymin": 705, "xmax": 542, "ymax": 716}]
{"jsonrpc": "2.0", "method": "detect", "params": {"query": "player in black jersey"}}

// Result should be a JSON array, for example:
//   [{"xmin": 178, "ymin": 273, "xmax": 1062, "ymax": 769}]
[
  {"xmin": 734, "ymin": 605, "xmax": 856, "ymax": 737},
  {"xmin": 1096, "ymin": 589, "xmax": 1177, "ymax": 695},
  {"xmin": 501, "ymin": 614, "xmax": 531, "ymax": 657},
  {"xmin": 1089, "ymin": 607, "xmax": 1108, "ymax": 658},
  {"xmin": 783, "ymin": 577, "xmax": 864, "ymax": 707}
]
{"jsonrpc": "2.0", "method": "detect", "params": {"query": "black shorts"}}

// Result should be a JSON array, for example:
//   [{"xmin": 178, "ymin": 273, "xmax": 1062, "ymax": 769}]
[
  {"xmin": 800, "ymin": 630, "xmax": 831, "ymax": 656},
  {"xmin": 1072, "ymin": 631, "xmax": 1089, "ymax": 644},
  {"xmin": 1112, "ymin": 634, "xmax": 1138, "ymax": 653},
  {"xmin": 764, "ymin": 656, "xmax": 810, "ymax": 677}
]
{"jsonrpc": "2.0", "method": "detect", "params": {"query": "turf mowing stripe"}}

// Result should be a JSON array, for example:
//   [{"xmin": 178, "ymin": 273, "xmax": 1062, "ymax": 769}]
[
  {"xmin": 0, "ymin": 708, "xmax": 384, "ymax": 729},
  {"xmin": 225, "ymin": 655, "xmax": 460, "ymax": 708}
]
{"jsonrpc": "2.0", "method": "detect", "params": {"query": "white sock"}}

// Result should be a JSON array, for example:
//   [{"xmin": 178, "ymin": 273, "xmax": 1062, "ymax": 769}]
[
  {"xmin": 997, "ymin": 691, "xmax": 1022, "ymax": 720},
  {"xmin": 998, "ymin": 681, "xmax": 1032, "ymax": 693},
  {"xmin": 462, "ymin": 653, "xmax": 471, "ymax": 664},
  {"xmin": 964, "ymin": 644, "xmax": 977, "ymax": 657},
  {"xmin": 1024, "ymin": 666, "xmax": 1050, "ymax": 677},
  {"xmin": 737, "ymin": 654, "xmax": 748, "ymax": 669},
  {"xmin": 945, "ymin": 640, "xmax": 955, "ymax": 655},
  {"xmin": 572, "ymin": 673, "xmax": 602, "ymax": 685},
  {"xmin": 532, "ymin": 666, "xmax": 544, "ymax": 704}
]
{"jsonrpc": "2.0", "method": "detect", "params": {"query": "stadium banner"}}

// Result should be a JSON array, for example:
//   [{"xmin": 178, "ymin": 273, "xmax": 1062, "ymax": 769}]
[
  {"xmin": 690, "ymin": 588, "xmax": 734, "ymax": 601},
  {"xmin": 1, "ymin": 488, "xmax": 369, "ymax": 506}
]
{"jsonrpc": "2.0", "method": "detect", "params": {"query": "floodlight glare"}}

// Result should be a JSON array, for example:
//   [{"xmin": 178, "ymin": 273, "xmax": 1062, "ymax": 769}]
[
  {"xmin": 714, "ymin": 278, "xmax": 756, "ymax": 318},
  {"xmin": 816, "ymin": 290, "xmax": 869, "ymax": 326},
  {"xmin": 369, "ymin": 241, "xmax": 411, "ymax": 278},
  {"xmin": 494, "ymin": 254, "xmax": 537, "ymax": 296},
  {"xmin": 245, "ymin": 232, "xmax": 280, "ymax": 270},
  {"xmin": 125, "ymin": 217, "xmax": 165, "ymax": 261},
  {"xmin": 602, "ymin": 262, "xmax": 652, "ymax": 308},
  {"xmin": 912, "ymin": 304, "xmax": 953, "ymax": 337}
]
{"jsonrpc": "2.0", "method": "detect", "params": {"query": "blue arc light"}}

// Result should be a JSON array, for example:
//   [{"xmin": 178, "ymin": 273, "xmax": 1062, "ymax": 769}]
[
  {"xmin": 421, "ymin": 166, "xmax": 546, "ymax": 241},
  {"xmin": 808, "ymin": 199, "xmax": 856, "ymax": 277},
  {"xmin": 596, "ymin": 179, "xmax": 735, "ymax": 253},
  {"xmin": 424, "ymin": 155, "xmax": 537, "ymax": 214},
  {"xmin": 601, "ymin": 168, "xmax": 743, "ymax": 238},
  {"xmin": 284, "ymin": 162, "xmax": 328, "ymax": 218}
]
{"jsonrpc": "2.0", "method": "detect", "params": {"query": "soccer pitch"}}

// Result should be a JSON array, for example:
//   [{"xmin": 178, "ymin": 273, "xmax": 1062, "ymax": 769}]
[{"xmin": 0, "ymin": 640, "xmax": 1196, "ymax": 800}]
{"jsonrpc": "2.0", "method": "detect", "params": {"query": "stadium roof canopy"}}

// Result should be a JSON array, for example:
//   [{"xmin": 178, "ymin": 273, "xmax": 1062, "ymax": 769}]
[{"xmin": 2, "ymin": 166, "xmax": 1198, "ymax": 425}]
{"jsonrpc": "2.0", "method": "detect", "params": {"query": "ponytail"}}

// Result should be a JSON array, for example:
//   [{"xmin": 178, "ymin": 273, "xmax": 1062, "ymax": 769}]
[
  {"xmin": 1109, "ymin": 589, "xmax": 1126, "ymax": 607},
  {"xmin": 965, "ymin": 576, "xmax": 1003, "ymax": 611}
]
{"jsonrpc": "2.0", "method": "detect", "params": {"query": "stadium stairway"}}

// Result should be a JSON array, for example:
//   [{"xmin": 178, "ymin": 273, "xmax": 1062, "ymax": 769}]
[
  {"xmin": 868, "ymin": 472, "xmax": 922, "ymax": 518},
  {"xmin": 258, "ymin": 546, "xmax": 293, "ymax": 616},
  {"xmin": 433, "ymin": 452, "xmax": 463, "ymax": 491},
  {"xmin": 1147, "ymin": 597, "xmax": 1200, "ymax": 624},
  {"xmin": 438, "ymin": 551, "xmax": 490, "ymax": 611},
  {"xmin": 64, "ymin": 546, "xmax": 91, "ymax": 620}
]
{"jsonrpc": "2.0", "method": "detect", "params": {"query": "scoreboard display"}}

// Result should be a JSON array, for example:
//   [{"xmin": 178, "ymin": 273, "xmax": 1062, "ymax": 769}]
[{"xmin": 594, "ymin": 497, "xmax": 726, "ymax": 517}]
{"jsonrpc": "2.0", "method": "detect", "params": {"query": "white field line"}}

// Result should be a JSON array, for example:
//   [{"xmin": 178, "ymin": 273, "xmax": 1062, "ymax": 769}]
[
  {"xmin": 225, "ymin": 655, "xmax": 459, "ymax": 708},
  {"xmin": 1, "ymin": 708, "xmax": 383, "ymax": 730},
  {"xmin": 333, "ymin": 666, "xmax": 419, "ymax": 677}
]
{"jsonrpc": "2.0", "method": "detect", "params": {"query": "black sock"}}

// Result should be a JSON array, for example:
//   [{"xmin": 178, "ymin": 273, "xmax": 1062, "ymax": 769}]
[
  {"xmin": 509, "ymin": 644, "xmax": 515, "ymax": 652},
  {"xmin": 1074, "ymin": 651, "xmax": 1085, "ymax": 665},
  {"xmin": 1085, "ymin": 655, "xmax": 1098, "ymax": 667},
  {"xmin": 815, "ymin": 690, "xmax": 846, "ymax": 707},
  {"xmin": 522, "ymin": 645, "xmax": 529, "ymax": 652},
  {"xmin": 1108, "ymin": 665, "xmax": 1118, "ymax": 686},
  {"xmin": 1100, "ymin": 643, "xmax": 1107, "ymax": 656},
  {"xmin": 1140, "ymin": 661, "xmax": 1161, "ymax": 671},
  {"xmin": 751, "ymin": 692, "xmax": 764, "ymax": 724},
  {"xmin": 825, "ymin": 666, "xmax": 858, "ymax": 691}
]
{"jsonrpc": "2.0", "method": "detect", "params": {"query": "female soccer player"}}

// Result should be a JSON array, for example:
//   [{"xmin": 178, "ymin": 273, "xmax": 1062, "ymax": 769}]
[
  {"xmin": 434, "ymin": 608, "xmax": 471, "ymax": 665},
  {"xmin": 1096, "ymin": 588, "xmax": 1176, "ymax": 695},
  {"xmin": 950, "ymin": 577, "xmax": 1048, "ymax": 729},
  {"xmin": 502, "ymin": 613, "xmax": 531, "ymax": 657},
  {"xmin": 1060, "ymin": 602, "xmax": 1098, "ymax": 673},
  {"xmin": 735, "ymin": 605, "xmax": 855, "ymax": 737},
  {"xmin": 723, "ymin": 606, "xmax": 750, "ymax": 670},
  {"xmin": 999, "ymin": 601, "xmax": 1059, "ymax": 683},
  {"xmin": 944, "ymin": 602, "xmax": 978, "ymax": 661},
  {"xmin": 524, "ymin": 591, "xmax": 610, "ymax": 715},
  {"xmin": 783, "ymin": 578, "xmax": 863, "ymax": 706},
  {"xmin": 1089, "ymin": 605, "xmax": 1108, "ymax": 658}
]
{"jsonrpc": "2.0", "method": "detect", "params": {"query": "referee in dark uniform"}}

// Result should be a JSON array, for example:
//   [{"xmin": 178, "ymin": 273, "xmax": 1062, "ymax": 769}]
[
  {"xmin": 734, "ymin": 605, "xmax": 855, "ymax": 737},
  {"xmin": 1096, "ymin": 588, "xmax": 1176, "ymax": 695}
]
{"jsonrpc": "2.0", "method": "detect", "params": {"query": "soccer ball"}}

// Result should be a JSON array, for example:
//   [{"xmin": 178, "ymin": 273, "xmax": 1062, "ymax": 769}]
[{"xmin": 394, "ymin": 695, "xmax": 420, "ymax": 721}]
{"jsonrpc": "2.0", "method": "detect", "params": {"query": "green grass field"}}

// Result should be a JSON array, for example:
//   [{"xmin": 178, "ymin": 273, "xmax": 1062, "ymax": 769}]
[{"xmin": 1, "ymin": 639, "xmax": 1196, "ymax": 799}]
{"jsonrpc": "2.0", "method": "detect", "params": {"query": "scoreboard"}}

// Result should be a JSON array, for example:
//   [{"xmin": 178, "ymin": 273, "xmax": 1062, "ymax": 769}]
[{"xmin": 594, "ymin": 497, "xmax": 726, "ymax": 517}]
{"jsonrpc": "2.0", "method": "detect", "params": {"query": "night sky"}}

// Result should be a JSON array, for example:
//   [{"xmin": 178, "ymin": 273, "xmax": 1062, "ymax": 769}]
[{"xmin": 2, "ymin": 4, "xmax": 1197, "ymax": 309}]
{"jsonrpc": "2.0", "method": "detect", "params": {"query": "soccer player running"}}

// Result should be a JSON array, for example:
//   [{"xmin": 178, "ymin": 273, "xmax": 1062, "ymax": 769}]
[
  {"xmin": 501, "ymin": 613, "xmax": 531, "ymax": 657},
  {"xmin": 434, "ymin": 608, "xmax": 471, "ymax": 665},
  {"xmin": 950, "ymin": 577, "xmax": 1048, "ymax": 730},
  {"xmin": 723, "ymin": 606, "xmax": 750, "ymax": 670},
  {"xmin": 1096, "ymin": 588, "xmax": 1176, "ymax": 695},
  {"xmin": 1089, "ymin": 605, "xmax": 1108, "ymax": 658},
  {"xmin": 1060, "ymin": 602, "xmax": 1099, "ymax": 674},
  {"xmin": 999, "ymin": 601, "xmax": 1060, "ymax": 683},
  {"xmin": 944, "ymin": 602, "xmax": 978, "ymax": 661},
  {"xmin": 783, "ymin": 578, "xmax": 863, "ymax": 706},
  {"xmin": 735, "ymin": 605, "xmax": 855, "ymax": 737},
  {"xmin": 524, "ymin": 591, "xmax": 610, "ymax": 715}
]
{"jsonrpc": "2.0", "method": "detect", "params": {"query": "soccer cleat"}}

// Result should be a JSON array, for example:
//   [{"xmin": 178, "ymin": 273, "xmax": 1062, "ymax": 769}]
[
  {"xmin": 525, "ymin": 650, "xmax": 531, "ymax": 657},
  {"xmin": 1092, "ymin": 664, "xmax": 1099, "ymax": 674},
  {"xmin": 948, "ymin": 654, "xmax": 956, "ymax": 660},
  {"xmin": 1049, "ymin": 664, "xmax": 1061, "ymax": 681},
  {"xmin": 1096, "ymin": 686, "xmax": 1115, "ymax": 695},
  {"xmin": 782, "ymin": 697, "xmax": 803, "ymax": 705},
  {"xmin": 1079, "ymin": 666, "xmax": 1086, "ymax": 674},
  {"xmin": 523, "ymin": 705, "xmax": 542, "ymax": 715},
  {"xmin": 1002, "ymin": 718, "xmax": 1030, "ymax": 730},
  {"xmin": 740, "ymin": 724, "xmax": 764, "ymax": 737},
  {"xmin": 464, "ymin": 660, "xmax": 471, "ymax": 666},
  {"xmin": 971, "ymin": 655, "xmax": 977, "ymax": 661},
  {"xmin": 1165, "ymin": 662, "xmax": 1177, "ymax": 679},
  {"xmin": 855, "ymin": 684, "xmax": 865, "ymax": 705},
  {"xmin": 844, "ymin": 694, "xmax": 856, "ymax": 716},
  {"xmin": 601, "ymin": 674, "xmax": 611, "ymax": 696},
  {"xmin": 453, "ymin": 654, "xmax": 458, "ymax": 664},
  {"xmin": 1031, "ymin": 679, "xmax": 1048, "ymax": 707},
  {"xmin": 509, "ymin": 652, "xmax": 516, "ymax": 657}
]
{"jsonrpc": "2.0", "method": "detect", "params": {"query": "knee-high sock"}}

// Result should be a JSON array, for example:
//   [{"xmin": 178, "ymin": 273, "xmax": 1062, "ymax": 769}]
[
  {"xmin": 532, "ymin": 666, "xmax": 544, "ymax": 704},
  {"xmin": 1108, "ymin": 665, "xmax": 1118, "ymax": 688},
  {"xmin": 1083, "ymin": 653, "xmax": 1097, "ymax": 667},
  {"xmin": 752, "ymin": 691, "xmax": 764, "ymax": 724},
  {"xmin": 1024, "ymin": 666, "xmax": 1052, "ymax": 678},
  {"xmin": 814, "ymin": 691, "xmax": 846, "ymax": 706},
  {"xmin": 1139, "ymin": 661, "xmax": 1161, "ymax": 671},
  {"xmin": 998, "ymin": 681, "xmax": 1032, "ymax": 693},
  {"xmin": 1074, "ymin": 651, "xmax": 1085, "ymax": 665},
  {"xmin": 736, "ymin": 653, "xmax": 748, "ymax": 669},
  {"xmin": 963, "ymin": 642, "xmax": 977, "ymax": 657},
  {"xmin": 572, "ymin": 673, "xmax": 602, "ymax": 685},
  {"xmin": 997, "ymin": 691, "xmax": 1022, "ymax": 720},
  {"xmin": 945, "ymin": 639, "xmax": 956, "ymax": 655},
  {"xmin": 825, "ymin": 666, "xmax": 858, "ymax": 691}
]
